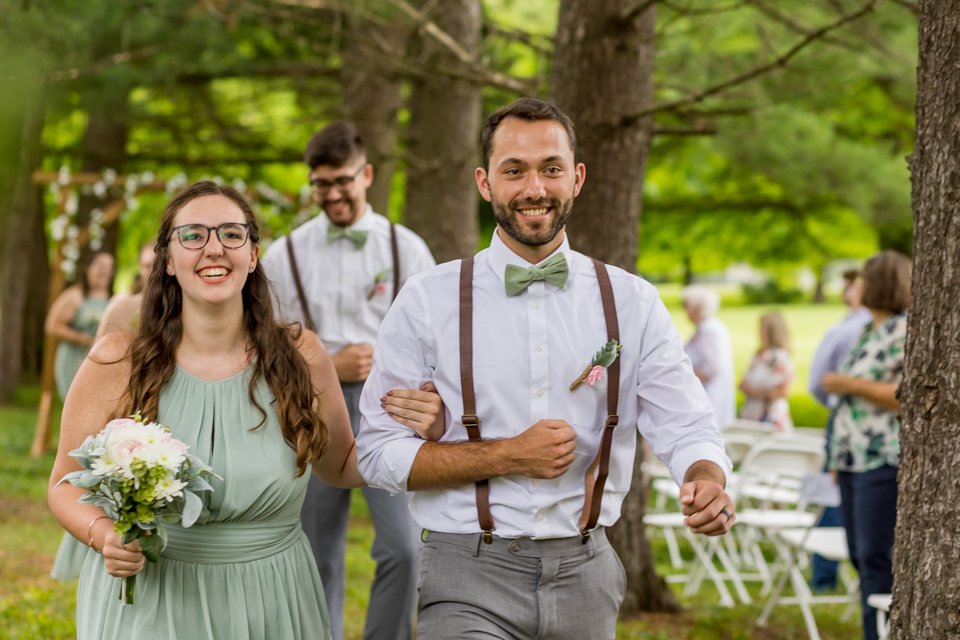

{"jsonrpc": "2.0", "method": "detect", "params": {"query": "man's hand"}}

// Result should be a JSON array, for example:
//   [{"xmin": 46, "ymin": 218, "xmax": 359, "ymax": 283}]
[
  {"xmin": 507, "ymin": 420, "xmax": 577, "ymax": 479},
  {"xmin": 332, "ymin": 343, "xmax": 374, "ymax": 383},
  {"xmin": 679, "ymin": 460, "xmax": 734, "ymax": 536}
]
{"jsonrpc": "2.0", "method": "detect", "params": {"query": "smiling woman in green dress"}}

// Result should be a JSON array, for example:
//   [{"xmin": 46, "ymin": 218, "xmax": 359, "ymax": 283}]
[{"xmin": 47, "ymin": 181, "xmax": 442, "ymax": 639}]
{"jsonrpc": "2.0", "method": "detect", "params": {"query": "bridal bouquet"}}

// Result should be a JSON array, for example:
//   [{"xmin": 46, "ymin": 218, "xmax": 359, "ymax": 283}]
[{"xmin": 59, "ymin": 415, "xmax": 219, "ymax": 604}]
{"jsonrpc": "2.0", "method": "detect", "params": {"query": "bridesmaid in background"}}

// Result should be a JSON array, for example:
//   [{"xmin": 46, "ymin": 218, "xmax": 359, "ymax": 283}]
[
  {"xmin": 46, "ymin": 251, "xmax": 114, "ymax": 401},
  {"xmin": 46, "ymin": 250, "xmax": 114, "ymax": 581}
]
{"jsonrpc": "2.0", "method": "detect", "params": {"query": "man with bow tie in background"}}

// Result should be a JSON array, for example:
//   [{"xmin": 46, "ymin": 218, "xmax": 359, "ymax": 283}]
[
  {"xmin": 356, "ymin": 98, "xmax": 735, "ymax": 640},
  {"xmin": 263, "ymin": 121, "xmax": 435, "ymax": 640}
]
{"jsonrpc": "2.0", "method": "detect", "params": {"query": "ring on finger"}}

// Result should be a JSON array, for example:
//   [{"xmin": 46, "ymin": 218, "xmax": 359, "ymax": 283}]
[{"xmin": 720, "ymin": 507, "xmax": 733, "ymax": 521}]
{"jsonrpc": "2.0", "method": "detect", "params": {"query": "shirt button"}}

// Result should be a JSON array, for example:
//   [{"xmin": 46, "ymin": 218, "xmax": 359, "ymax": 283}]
[
  {"xmin": 536, "ymin": 390, "xmax": 544, "ymax": 398},
  {"xmin": 533, "ymin": 480, "xmax": 541, "ymax": 487},
  {"xmin": 532, "ymin": 302, "xmax": 541, "ymax": 310},
  {"xmin": 535, "ymin": 344, "xmax": 544, "ymax": 352},
  {"xmin": 535, "ymin": 511, "xmax": 545, "ymax": 521}
]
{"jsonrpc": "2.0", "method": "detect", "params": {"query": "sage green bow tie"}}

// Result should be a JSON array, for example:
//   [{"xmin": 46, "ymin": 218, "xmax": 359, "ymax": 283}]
[
  {"xmin": 504, "ymin": 253, "xmax": 569, "ymax": 296},
  {"xmin": 327, "ymin": 226, "xmax": 368, "ymax": 249}
]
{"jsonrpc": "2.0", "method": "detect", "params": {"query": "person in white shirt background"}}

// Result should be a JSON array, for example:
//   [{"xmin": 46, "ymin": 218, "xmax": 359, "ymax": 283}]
[
  {"xmin": 263, "ymin": 122, "xmax": 436, "ymax": 640},
  {"xmin": 681, "ymin": 285, "xmax": 736, "ymax": 428},
  {"xmin": 356, "ymin": 97, "xmax": 733, "ymax": 640}
]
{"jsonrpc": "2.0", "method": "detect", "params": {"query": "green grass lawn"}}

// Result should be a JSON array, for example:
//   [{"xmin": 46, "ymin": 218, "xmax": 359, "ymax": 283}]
[{"xmin": 0, "ymin": 301, "xmax": 857, "ymax": 638}]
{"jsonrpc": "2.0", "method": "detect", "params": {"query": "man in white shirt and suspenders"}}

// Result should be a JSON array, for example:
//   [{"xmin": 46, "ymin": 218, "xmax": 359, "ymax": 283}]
[
  {"xmin": 356, "ymin": 98, "xmax": 734, "ymax": 639},
  {"xmin": 263, "ymin": 122, "xmax": 435, "ymax": 640}
]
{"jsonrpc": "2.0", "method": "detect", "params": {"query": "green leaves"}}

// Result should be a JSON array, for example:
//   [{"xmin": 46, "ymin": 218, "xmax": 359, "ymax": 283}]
[{"xmin": 592, "ymin": 340, "xmax": 623, "ymax": 368}]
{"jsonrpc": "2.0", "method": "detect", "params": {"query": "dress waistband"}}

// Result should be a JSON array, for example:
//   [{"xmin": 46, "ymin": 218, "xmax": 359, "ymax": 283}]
[
  {"xmin": 423, "ymin": 528, "xmax": 608, "ymax": 558},
  {"xmin": 161, "ymin": 517, "xmax": 304, "ymax": 564}
]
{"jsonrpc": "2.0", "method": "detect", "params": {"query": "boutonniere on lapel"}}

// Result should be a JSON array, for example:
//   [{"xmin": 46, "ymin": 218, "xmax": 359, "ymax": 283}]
[
  {"xmin": 569, "ymin": 339, "xmax": 622, "ymax": 391},
  {"xmin": 367, "ymin": 269, "xmax": 391, "ymax": 300}
]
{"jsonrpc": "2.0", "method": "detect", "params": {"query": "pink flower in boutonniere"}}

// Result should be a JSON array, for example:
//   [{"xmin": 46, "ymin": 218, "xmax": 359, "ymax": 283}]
[
  {"xmin": 367, "ymin": 269, "xmax": 392, "ymax": 300},
  {"xmin": 585, "ymin": 365, "xmax": 605, "ymax": 387},
  {"xmin": 570, "ymin": 339, "xmax": 622, "ymax": 391}
]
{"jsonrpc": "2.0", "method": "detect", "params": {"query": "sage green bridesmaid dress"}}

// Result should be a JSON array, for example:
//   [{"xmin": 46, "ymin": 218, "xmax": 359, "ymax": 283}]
[
  {"xmin": 53, "ymin": 296, "xmax": 108, "ymax": 401},
  {"xmin": 50, "ymin": 295, "xmax": 109, "ymax": 581},
  {"xmin": 74, "ymin": 366, "xmax": 331, "ymax": 639}
]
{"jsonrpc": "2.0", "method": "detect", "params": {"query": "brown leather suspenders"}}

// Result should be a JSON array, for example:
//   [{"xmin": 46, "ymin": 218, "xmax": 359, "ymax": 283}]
[
  {"xmin": 458, "ymin": 256, "xmax": 621, "ymax": 544},
  {"xmin": 286, "ymin": 232, "xmax": 316, "ymax": 332},
  {"xmin": 390, "ymin": 222, "xmax": 401, "ymax": 303},
  {"xmin": 458, "ymin": 257, "xmax": 495, "ymax": 543},
  {"xmin": 582, "ymin": 258, "xmax": 621, "ymax": 540},
  {"xmin": 286, "ymin": 223, "xmax": 401, "ymax": 332}
]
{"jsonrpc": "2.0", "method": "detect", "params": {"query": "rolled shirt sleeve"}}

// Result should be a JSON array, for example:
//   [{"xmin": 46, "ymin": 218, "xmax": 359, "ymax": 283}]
[
  {"xmin": 356, "ymin": 279, "xmax": 434, "ymax": 493},
  {"xmin": 634, "ymin": 293, "xmax": 732, "ymax": 486}
]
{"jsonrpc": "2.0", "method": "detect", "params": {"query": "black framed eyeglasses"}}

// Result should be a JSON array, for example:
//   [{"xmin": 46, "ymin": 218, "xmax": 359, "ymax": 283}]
[
  {"xmin": 172, "ymin": 223, "xmax": 251, "ymax": 250},
  {"xmin": 309, "ymin": 165, "xmax": 365, "ymax": 192}
]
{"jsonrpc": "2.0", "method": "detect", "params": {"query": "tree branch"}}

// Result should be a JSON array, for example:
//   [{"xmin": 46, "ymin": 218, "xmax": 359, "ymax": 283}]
[
  {"xmin": 619, "ymin": 0, "xmax": 660, "ymax": 21},
  {"xmin": 624, "ymin": 0, "xmax": 878, "ymax": 123},
  {"xmin": 45, "ymin": 46, "xmax": 162, "ymax": 83},
  {"xmin": 381, "ymin": 0, "xmax": 531, "ymax": 93}
]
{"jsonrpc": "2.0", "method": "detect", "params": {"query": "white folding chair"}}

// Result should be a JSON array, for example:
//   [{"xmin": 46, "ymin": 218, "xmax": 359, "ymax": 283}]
[
  {"xmin": 756, "ymin": 473, "xmax": 859, "ymax": 640},
  {"xmin": 867, "ymin": 593, "xmax": 892, "ymax": 640},
  {"xmin": 642, "ymin": 511, "xmax": 753, "ymax": 607},
  {"xmin": 729, "ymin": 437, "xmax": 826, "ymax": 591}
]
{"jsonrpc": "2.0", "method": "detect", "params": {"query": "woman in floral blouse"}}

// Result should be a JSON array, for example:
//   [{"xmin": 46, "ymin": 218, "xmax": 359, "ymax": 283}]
[
  {"xmin": 739, "ymin": 311, "xmax": 794, "ymax": 431},
  {"xmin": 821, "ymin": 250, "xmax": 910, "ymax": 640}
]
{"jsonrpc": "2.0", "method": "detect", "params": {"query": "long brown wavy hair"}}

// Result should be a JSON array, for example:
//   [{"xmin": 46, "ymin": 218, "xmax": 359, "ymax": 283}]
[{"xmin": 124, "ymin": 181, "xmax": 327, "ymax": 476}]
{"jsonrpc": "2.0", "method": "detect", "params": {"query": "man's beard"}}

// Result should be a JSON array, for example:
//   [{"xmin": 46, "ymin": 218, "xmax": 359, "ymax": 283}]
[{"xmin": 491, "ymin": 193, "xmax": 573, "ymax": 248}]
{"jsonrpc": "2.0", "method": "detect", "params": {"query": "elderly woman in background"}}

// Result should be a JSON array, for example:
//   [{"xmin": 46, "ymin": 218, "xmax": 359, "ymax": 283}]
[
  {"xmin": 822, "ymin": 250, "xmax": 910, "ymax": 640},
  {"xmin": 682, "ymin": 285, "xmax": 736, "ymax": 428}
]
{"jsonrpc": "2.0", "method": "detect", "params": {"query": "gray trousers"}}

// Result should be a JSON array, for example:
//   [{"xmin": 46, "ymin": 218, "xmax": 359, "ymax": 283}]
[
  {"xmin": 417, "ymin": 529, "xmax": 626, "ymax": 640},
  {"xmin": 301, "ymin": 382, "xmax": 420, "ymax": 640}
]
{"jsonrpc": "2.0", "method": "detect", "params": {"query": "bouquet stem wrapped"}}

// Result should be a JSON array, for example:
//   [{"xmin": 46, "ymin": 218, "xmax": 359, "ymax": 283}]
[{"xmin": 59, "ymin": 415, "xmax": 219, "ymax": 604}]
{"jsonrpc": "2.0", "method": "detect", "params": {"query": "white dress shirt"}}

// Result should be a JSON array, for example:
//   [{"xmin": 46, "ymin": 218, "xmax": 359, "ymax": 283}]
[
  {"xmin": 684, "ymin": 317, "xmax": 736, "ymax": 428},
  {"xmin": 262, "ymin": 207, "xmax": 435, "ymax": 353},
  {"xmin": 356, "ymin": 230, "xmax": 730, "ymax": 539}
]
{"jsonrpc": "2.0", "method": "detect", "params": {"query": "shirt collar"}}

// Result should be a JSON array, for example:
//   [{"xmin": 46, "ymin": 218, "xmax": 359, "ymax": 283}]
[{"xmin": 486, "ymin": 227, "xmax": 571, "ymax": 288}]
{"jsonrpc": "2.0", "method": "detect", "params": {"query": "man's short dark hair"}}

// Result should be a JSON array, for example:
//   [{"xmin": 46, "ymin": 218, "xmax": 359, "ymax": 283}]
[
  {"xmin": 860, "ymin": 250, "xmax": 911, "ymax": 314},
  {"xmin": 481, "ymin": 98, "xmax": 577, "ymax": 170},
  {"xmin": 304, "ymin": 122, "xmax": 365, "ymax": 169}
]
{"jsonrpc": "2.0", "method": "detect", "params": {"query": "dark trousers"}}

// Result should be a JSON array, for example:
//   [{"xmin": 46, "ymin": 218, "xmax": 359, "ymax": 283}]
[{"xmin": 838, "ymin": 465, "xmax": 898, "ymax": 640}]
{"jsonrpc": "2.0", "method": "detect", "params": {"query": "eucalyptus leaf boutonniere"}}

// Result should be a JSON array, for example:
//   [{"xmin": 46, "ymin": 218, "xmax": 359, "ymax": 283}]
[
  {"xmin": 569, "ymin": 339, "xmax": 622, "ymax": 391},
  {"xmin": 367, "ymin": 269, "xmax": 391, "ymax": 300}
]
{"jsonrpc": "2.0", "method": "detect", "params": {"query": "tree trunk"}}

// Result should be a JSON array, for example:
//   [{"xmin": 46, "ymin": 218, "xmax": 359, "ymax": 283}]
[
  {"xmin": 0, "ymin": 85, "xmax": 45, "ymax": 400},
  {"xmin": 402, "ymin": 0, "xmax": 481, "ymax": 262},
  {"xmin": 892, "ymin": 2, "xmax": 960, "ymax": 638},
  {"xmin": 552, "ymin": 1, "xmax": 678, "ymax": 614},
  {"xmin": 341, "ymin": 18, "xmax": 406, "ymax": 216},
  {"xmin": 551, "ymin": 0, "xmax": 656, "ymax": 272},
  {"xmin": 77, "ymin": 93, "xmax": 129, "ymax": 259}
]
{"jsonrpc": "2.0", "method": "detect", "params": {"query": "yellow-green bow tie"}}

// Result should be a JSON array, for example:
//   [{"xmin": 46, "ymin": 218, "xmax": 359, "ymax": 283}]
[
  {"xmin": 504, "ymin": 253, "xmax": 569, "ymax": 296},
  {"xmin": 327, "ymin": 226, "xmax": 368, "ymax": 249}
]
